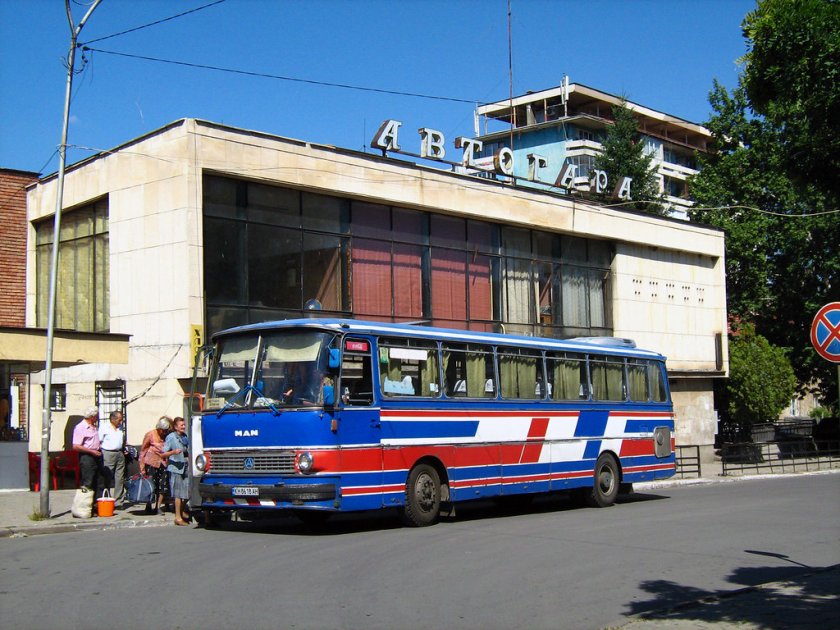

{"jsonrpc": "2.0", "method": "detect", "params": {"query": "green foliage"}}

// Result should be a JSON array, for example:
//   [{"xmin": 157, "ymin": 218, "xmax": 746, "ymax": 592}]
[
  {"xmin": 742, "ymin": 0, "xmax": 840, "ymax": 199},
  {"xmin": 593, "ymin": 101, "xmax": 665, "ymax": 215},
  {"xmin": 689, "ymin": 1, "xmax": 840, "ymax": 408},
  {"xmin": 726, "ymin": 329, "xmax": 797, "ymax": 427}
]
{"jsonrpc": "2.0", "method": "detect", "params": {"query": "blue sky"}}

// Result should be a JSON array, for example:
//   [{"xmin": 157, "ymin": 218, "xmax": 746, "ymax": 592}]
[{"xmin": 1, "ymin": 0, "xmax": 757, "ymax": 175}]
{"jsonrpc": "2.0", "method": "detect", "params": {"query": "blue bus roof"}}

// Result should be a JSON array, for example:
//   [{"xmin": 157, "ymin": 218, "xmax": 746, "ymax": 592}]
[{"xmin": 213, "ymin": 318, "xmax": 667, "ymax": 361}]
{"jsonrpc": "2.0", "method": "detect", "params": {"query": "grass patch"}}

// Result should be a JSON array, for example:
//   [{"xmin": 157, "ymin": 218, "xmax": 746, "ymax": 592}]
[{"xmin": 28, "ymin": 509, "xmax": 50, "ymax": 522}]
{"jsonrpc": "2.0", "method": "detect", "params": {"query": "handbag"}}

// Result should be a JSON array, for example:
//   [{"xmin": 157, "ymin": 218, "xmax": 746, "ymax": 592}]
[
  {"xmin": 126, "ymin": 473, "xmax": 154, "ymax": 504},
  {"xmin": 71, "ymin": 487, "xmax": 94, "ymax": 518}
]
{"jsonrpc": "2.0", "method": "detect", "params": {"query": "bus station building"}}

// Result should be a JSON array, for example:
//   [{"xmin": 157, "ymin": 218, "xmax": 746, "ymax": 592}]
[{"xmin": 24, "ymin": 118, "xmax": 727, "ymax": 462}]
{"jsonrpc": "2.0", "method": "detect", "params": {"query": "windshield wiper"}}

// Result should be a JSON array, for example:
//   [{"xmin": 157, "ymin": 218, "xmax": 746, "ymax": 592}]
[{"xmin": 216, "ymin": 384, "xmax": 281, "ymax": 417}]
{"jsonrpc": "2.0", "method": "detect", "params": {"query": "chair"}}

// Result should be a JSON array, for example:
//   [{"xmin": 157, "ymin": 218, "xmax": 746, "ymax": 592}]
[
  {"xmin": 28, "ymin": 452, "xmax": 58, "ymax": 491},
  {"xmin": 51, "ymin": 450, "xmax": 81, "ymax": 489}
]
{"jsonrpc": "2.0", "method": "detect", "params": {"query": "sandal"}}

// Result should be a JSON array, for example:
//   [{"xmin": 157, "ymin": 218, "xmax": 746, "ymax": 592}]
[{"xmin": 174, "ymin": 518, "xmax": 188, "ymax": 526}]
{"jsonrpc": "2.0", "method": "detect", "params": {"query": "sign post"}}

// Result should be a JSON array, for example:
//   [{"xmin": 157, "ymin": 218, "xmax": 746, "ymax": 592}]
[{"xmin": 810, "ymin": 302, "xmax": 840, "ymax": 408}]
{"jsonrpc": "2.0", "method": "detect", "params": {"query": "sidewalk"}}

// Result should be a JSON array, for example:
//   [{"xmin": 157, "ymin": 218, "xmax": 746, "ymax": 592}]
[{"xmin": 0, "ymin": 488, "xmax": 176, "ymax": 537}]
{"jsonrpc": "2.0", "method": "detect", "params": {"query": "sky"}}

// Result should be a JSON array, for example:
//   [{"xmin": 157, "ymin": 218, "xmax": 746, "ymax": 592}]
[{"xmin": 0, "ymin": 0, "xmax": 758, "ymax": 176}]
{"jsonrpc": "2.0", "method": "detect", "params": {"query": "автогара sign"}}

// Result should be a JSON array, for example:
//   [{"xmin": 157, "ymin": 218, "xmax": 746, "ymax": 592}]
[{"xmin": 371, "ymin": 119, "xmax": 633, "ymax": 199}]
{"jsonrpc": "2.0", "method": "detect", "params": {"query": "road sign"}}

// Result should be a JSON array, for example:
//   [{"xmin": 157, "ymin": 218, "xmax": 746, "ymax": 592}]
[{"xmin": 810, "ymin": 302, "xmax": 840, "ymax": 363}]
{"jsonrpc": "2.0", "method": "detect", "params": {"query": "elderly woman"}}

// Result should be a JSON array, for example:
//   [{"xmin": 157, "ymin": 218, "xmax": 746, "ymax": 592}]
[
  {"xmin": 139, "ymin": 416, "xmax": 171, "ymax": 514},
  {"xmin": 162, "ymin": 416, "xmax": 190, "ymax": 526}
]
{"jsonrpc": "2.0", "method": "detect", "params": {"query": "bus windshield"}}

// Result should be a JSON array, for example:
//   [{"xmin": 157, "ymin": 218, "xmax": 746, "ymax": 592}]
[{"xmin": 206, "ymin": 330, "xmax": 337, "ymax": 411}]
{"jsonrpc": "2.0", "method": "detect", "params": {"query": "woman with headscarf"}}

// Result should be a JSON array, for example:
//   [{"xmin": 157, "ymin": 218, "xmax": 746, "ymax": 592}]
[{"xmin": 139, "ymin": 416, "xmax": 171, "ymax": 514}]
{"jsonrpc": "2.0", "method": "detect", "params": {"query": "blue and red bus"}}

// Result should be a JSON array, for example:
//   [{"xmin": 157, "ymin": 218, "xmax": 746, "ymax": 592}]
[{"xmin": 191, "ymin": 318, "xmax": 675, "ymax": 526}]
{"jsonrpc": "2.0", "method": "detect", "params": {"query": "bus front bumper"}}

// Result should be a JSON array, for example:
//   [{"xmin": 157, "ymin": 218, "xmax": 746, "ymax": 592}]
[{"xmin": 198, "ymin": 478, "xmax": 338, "ymax": 506}]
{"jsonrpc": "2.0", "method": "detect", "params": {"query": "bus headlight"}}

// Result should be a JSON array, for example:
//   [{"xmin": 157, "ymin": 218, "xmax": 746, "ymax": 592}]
[
  {"xmin": 195, "ymin": 453, "xmax": 207, "ymax": 472},
  {"xmin": 297, "ymin": 451, "xmax": 314, "ymax": 474}
]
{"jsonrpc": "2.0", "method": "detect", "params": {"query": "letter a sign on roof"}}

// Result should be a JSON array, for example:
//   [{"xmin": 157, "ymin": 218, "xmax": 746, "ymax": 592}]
[{"xmin": 810, "ymin": 302, "xmax": 840, "ymax": 363}]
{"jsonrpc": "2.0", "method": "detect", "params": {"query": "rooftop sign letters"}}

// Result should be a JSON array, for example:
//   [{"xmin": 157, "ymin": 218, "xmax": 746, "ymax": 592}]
[{"xmin": 371, "ymin": 119, "xmax": 633, "ymax": 199}]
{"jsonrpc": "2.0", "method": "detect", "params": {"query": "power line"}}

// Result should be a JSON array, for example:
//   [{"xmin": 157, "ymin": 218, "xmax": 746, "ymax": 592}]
[
  {"xmin": 82, "ymin": 46, "xmax": 482, "ymax": 105},
  {"xmin": 79, "ymin": 0, "xmax": 228, "ymax": 46}
]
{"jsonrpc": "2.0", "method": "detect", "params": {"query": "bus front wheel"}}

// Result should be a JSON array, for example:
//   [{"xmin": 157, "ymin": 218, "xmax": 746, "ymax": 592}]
[
  {"xmin": 404, "ymin": 463, "xmax": 441, "ymax": 527},
  {"xmin": 586, "ymin": 454, "xmax": 620, "ymax": 508}
]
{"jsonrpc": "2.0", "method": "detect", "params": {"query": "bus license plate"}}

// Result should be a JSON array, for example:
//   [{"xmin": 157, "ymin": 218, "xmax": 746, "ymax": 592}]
[{"xmin": 232, "ymin": 486, "xmax": 259, "ymax": 497}]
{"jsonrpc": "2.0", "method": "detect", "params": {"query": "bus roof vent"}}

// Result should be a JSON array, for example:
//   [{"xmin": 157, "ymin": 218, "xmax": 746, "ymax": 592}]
[{"xmin": 570, "ymin": 336, "xmax": 637, "ymax": 349}]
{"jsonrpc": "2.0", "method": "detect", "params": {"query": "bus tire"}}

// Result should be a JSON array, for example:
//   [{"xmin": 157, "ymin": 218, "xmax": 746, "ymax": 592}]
[
  {"xmin": 586, "ymin": 453, "xmax": 620, "ymax": 508},
  {"xmin": 403, "ymin": 463, "xmax": 441, "ymax": 527}
]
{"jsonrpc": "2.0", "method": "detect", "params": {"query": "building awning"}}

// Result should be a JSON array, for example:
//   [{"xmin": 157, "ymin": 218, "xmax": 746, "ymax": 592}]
[{"xmin": 0, "ymin": 327, "xmax": 130, "ymax": 370}]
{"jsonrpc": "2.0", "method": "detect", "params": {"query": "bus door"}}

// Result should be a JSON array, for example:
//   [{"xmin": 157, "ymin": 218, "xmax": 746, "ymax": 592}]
[{"xmin": 336, "ymin": 337, "xmax": 384, "ymax": 508}]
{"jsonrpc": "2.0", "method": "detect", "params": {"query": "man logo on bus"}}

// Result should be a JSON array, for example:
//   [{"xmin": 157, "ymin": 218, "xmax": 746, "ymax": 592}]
[
  {"xmin": 243, "ymin": 457, "xmax": 254, "ymax": 471},
  {"xmin": 234, "ymin": 429, "xmax": 259, "ymax": 437}
]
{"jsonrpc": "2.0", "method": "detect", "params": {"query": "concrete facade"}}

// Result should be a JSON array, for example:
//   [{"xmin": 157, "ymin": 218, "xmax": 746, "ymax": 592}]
[{"xmin": 25, "ymin": 118, "xmax": 727, "ymax": 455}]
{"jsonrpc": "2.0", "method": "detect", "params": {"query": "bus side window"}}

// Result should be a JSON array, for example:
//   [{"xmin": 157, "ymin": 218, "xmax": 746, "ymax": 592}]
[
  {"xmin": 590, "ymin": 355, "xmax": 626, "ymax": 401},
  {"xmin": 498, "ymin": 347, "xmax": 541, "ymax": 400},
  {"xmin": 380, "ymin": 337, "xmax": 439, "ymax": 398},
  {"xmin": 650, "ymin": 360, "xmax": 669, "ymax": 402},
  {"xmin": 627, "ymin": 359, "xmax": 649, "ymax": 402},
  {"xmin": 547, "ymin": 352, "xmax": 585, "ymax": 400},
  {"xmin": 341, "ymin": 338, "xmax": 374, "ymax": 406}
]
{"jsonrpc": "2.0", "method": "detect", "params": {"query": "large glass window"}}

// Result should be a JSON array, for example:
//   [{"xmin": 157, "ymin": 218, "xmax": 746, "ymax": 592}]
[
  {"xmin": 203, "ymin": 174, "xmax": 612, "ymax": 339},
  {"xmin": 36, "ymin": 198, "xmax": 109, "ymax": 332}
]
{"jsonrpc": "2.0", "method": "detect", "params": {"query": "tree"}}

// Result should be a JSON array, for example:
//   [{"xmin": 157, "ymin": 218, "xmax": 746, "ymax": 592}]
[
  {"xmin": 741, "ymin": 0, "xmax": 840, "ymax": 200},
  {"xmin": 593, "ymin": 100, "xmax": 665, "ymax": 215},
  {"xmin": 725, "ymin": 326, "xmax": 797, "ymax": 433},
  {"xmin": 689, "ymin": 0, "xmax": 840, "ymax": 409}
]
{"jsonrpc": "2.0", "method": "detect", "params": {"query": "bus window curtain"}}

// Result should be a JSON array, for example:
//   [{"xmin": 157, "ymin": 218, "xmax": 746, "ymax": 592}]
[
  {"xmin": 499, "ymin": 354, "xmax": 516, "ymax": 398},
  {"xmin": 605, "ymin": 361, "xmax": 625, "ymax": 401},
  {"xmin": 627, "ymin": 363, "xmax": 648, "ymax": 401},
  {"xmin": 553, "ymin": 358, "xmax": 581, "ymax": 400},
  {"xmin": 466, "ymin": 352, "xmax": 487, "ymax": 398},
  {"xmin": 518, "ymin": 356, "xmax": 538, "ymax": 399},
  {"xmin": 420, "ymin": 350, "xmax": 439, "ymax": 396},
  {"xmin": 591, "ymin": 361, "xmax": 607, "ymax": 400}
]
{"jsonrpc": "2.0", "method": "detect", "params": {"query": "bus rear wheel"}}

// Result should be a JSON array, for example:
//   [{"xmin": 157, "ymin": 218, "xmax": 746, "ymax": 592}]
[
  {"xmin": 403, "ymin": 463, "xmax": 441, "ymax": 527},
  {"xmin": 586, "ymin": 454, "xmax": 620, "ymax": 508}
]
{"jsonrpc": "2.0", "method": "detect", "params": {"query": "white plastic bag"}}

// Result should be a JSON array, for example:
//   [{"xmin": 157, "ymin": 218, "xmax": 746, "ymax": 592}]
[{"xmin": 71, "ymin": 487, "xmax": 94, "ymax": 518}]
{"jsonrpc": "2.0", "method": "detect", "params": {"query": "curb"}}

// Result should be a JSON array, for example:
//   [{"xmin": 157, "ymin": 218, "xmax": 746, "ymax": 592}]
[
  {"xmin": 635, "ymin": 467, "xmax": 840, "ymax": 491},
  {"xmin": 0, "ymin": 516, "xmax": 174, "ymax": 538}
]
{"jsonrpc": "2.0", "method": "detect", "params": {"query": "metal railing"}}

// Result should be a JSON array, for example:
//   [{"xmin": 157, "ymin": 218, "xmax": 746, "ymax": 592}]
[
  {"xmin": 721, "ymin": 439, "xmax": 840, "ymax": 475},
  {"xmin": 675, "ymin": 445, "xmax": 702, "ymax": 478}
]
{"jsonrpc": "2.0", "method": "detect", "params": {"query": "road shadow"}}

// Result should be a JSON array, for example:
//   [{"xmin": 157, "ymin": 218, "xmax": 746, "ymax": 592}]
[
  {"xmin": 624, "ymin": 554, "xmax": 840, "ymax": 629},
  {"xmin": 197, "ymin": 489, "xmax": 669, "ymax": 536}
]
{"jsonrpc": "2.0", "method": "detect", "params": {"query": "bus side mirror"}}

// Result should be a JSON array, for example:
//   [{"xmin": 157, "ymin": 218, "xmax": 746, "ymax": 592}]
[{"xmin": 328, "ymin": 348, "xmax": 340, "ymax": 369}]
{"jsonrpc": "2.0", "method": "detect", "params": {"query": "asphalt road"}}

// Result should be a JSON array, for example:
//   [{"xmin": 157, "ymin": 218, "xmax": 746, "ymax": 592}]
[{"xmin": 1, "ymin": 474, "xmax": 838, "ymax": 630}]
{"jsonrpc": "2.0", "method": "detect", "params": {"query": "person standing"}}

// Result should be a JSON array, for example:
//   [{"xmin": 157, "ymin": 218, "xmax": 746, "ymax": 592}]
[
  {"xmin": 162, "ymin": 416, "xmax": 190, "ymax": 526},
  {"xmin": 72, "ymin": 406, "xmax": 103, "ymax": 500},
  {"xmin": 99, "ymin": 410, "xmax": 126, "ymax": 507},
  {"xmin": 140, "ymin": 416, "xmax": 171, "ymax": 514}
]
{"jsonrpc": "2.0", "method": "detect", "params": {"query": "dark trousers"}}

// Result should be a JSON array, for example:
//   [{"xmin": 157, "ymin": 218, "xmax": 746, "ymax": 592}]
[{"xmin": 79, "ymin": 453, "xmax": 104, "ymax": 497}]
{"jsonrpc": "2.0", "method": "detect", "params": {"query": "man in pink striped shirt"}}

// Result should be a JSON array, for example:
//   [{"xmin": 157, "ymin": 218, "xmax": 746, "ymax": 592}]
[{"xmin": 73, "ymin": 406, "xmax": 103, "ymax": 496}]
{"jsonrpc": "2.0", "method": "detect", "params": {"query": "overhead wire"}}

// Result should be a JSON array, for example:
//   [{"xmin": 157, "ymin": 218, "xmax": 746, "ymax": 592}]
[
  {"xmin": 81, "ymin": 47, "xmax": 484, "ymax": 105},
  {"xmin": 79, "ymin": 0, "xmax": 228, "ymax": 46}
]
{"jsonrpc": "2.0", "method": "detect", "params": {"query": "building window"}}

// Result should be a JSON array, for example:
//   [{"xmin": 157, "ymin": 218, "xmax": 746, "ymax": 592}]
[
  {"xmin": 35, "ymin": 198, "xmax": 109, "ymax": 332},
  {"xmin": 45, "ymin": 384, "xmax": 66, "ymax": 411}
]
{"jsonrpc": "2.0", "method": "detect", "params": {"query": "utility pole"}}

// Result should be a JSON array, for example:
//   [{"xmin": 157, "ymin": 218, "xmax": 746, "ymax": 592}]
[{"xmin": 39, "ymin": 0, "xmax": 103, "ymax": 518}]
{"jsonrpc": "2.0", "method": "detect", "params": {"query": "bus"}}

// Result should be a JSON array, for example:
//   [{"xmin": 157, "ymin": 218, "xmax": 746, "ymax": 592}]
[{"xmin": 190, "ymin": 318, "xmax": 675, "ymax": 527}]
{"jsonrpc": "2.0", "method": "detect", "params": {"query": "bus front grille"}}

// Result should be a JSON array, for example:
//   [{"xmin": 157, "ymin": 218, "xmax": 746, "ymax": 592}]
[{"xmin": 207, "ymin": 450, "xmax": 296, "ymax": 474}]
